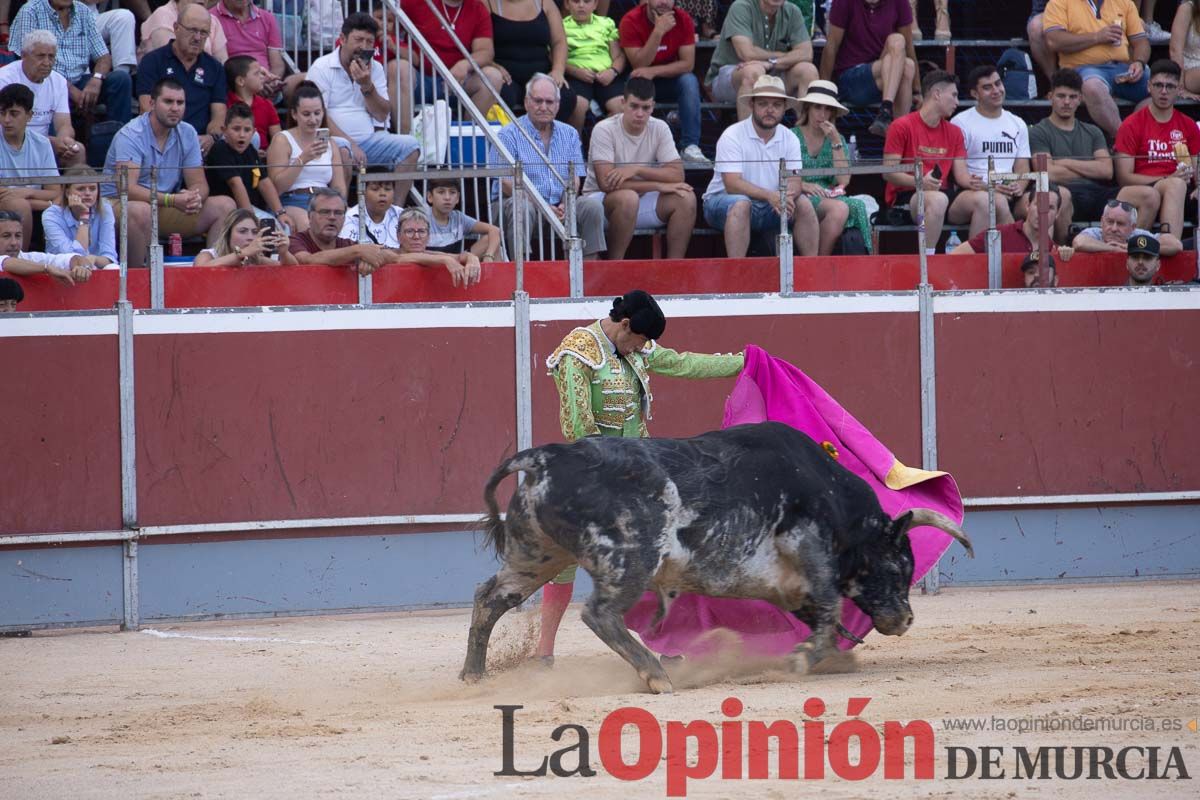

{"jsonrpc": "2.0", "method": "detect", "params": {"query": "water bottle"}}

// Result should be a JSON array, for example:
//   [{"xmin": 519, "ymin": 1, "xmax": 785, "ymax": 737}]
[
  {"xmin": 944, "ymin": 230, "xmax": 961, "ymax": 254},
  {"xmin": 847, "ymin": 134, "xmax": 858, "ymax": 165},
  {"xmin": 168, "ymin": 233, "xmax": 183, "ymax": 257}
]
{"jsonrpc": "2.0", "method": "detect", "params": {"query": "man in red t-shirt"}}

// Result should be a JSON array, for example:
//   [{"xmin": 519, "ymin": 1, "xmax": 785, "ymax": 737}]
[
  {"xmin": 401, "ymin": 0, "xmax": 503, "ymax": 114},
  {"xmin": 883, "ymin": 71, "xmax": 981, "ymax": 254},
  {"xmin": 619, "ymin": 0, "xmax": 710, "ymax": 164},
  {"xmin": 952, "ymin": 184, "xmax": 1070, "ymax": 264},
  {"xmin": 1114, "ymin": 59, "xmax": 1200, "ymax": 243}
]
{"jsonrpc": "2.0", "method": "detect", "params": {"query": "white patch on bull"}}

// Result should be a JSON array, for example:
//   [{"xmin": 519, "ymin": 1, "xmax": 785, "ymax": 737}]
[{"xmin": 650, "ymin": 478, "xmax": 698, "ymax": 590}]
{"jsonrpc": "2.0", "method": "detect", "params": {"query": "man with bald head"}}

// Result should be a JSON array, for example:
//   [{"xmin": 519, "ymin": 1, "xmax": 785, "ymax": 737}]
[{"xmin": 136, "ymin": 2, "xmax": 227, "ymax": 155}]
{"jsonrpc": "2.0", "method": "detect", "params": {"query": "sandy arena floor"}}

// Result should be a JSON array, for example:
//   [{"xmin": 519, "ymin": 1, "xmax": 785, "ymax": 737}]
[{"xmin": 1, "ymin": 581, "xmax": 1198, "ymax": 799}]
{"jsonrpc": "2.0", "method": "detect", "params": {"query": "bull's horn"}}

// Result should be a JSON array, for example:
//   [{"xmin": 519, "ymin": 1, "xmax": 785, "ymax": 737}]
[{"xmin": 908, "ymin": 509, "xmax": 975, "ymax": 558}]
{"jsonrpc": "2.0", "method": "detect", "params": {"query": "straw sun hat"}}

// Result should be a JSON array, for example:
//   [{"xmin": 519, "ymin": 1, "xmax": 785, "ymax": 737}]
[
  {"xmin": 736, "ymin": 75, "xmax": 801, "ymax": 113},
  {"xmin": 796, "ymin": 80, "xmax": 849, "ymax": 117}
]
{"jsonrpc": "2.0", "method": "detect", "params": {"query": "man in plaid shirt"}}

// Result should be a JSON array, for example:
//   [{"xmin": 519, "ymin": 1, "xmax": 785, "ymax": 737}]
[{"xmin": 9, "ymin": 0, "xmax": 133, "ymax": 125}]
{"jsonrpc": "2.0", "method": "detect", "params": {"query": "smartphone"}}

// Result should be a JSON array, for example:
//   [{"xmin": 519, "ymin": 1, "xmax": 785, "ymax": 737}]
[
  {"xmin": 930, "ymin": 164, "xmax": 943, "ymax": 181},
  {"xmin": 355, "ymin": 49, "xmax": 374, "ymax": 67},
  {"xmin": 259, "ymin": 218, "xmax": 277, "ymax": 256},
  {"xmin": 315, "ymin": 127, "xmax": 330, "ymax": 146}
]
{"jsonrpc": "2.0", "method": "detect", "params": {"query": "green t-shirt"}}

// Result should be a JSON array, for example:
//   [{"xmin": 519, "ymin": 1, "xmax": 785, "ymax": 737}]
[
  {"xmin": 1029, "ymin": 117, "xmax": 1108, "ymax": 161},
  {"xmin": 706, "ymin": 0, "xmax": 812, "ymax": 84},
  {"xmin": 564, "ymin": 14, "xmax": 618, "ymax": 73},
  {"xmin": 787, "ymin": 0, "xmax": 816, "ymax": 36}
]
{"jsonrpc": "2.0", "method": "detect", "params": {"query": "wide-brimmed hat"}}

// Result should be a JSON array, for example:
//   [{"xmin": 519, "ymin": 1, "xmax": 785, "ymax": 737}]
[
  {"xmin": 737, "ymin": 75, "xmax": 801, "ymax": 112},
  {"xmin": 797, "ymin": 80, "xmax": 849, "ymax": 117}
]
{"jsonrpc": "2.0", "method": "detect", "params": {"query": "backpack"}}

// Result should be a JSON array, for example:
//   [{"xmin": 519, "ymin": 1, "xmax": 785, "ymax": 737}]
[{"xmin": 998, "ymin": 48, "xmax": 1037, "ymax": 100}]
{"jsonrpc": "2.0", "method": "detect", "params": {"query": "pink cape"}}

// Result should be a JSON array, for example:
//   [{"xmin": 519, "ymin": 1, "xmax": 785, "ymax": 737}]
[{"xmin": 623, "ymin": 345, "xmax": 964, "ymax": 656}]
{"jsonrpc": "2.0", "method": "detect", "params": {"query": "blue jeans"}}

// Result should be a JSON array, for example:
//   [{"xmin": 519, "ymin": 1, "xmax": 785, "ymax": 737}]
[
  {"xmin": 703, "ymin": 193, "xmax": 783, "ymax": 232},
  {"xmin": 357, "ymin": 130, "xmax": 421, "ymax": 167},
  {"xmin": 837, "ymin": 63, "xmax": 882, "ymax": 106},
  {"xmin": 74, "ymin": 69, "xmax": 133, "ymax": 124},
  {"xmin": 654, "ymin": 73, "xmax": 701, "ymax": 149},
  {"xmin": 1076, "ymin": 61, "xmax": 1150, "ymax": 103}
]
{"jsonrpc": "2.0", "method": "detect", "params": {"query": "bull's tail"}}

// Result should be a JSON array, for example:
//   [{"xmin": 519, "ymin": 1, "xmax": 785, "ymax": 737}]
[
  {"xmin": 908, "ymin": 508, "xmax": 975, "ymax": 558},
  {"xmin": 480, "ymin": 450, "xmax": 542, "ymax": 558}
]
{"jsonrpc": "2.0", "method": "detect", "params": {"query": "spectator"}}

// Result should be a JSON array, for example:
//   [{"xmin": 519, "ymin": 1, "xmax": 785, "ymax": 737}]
[
  {"xmin": 1019, "ymin": 252, "xmax": 1059, "ymax": 287},
  {"xmin": 337, "ymin": 2, "xmax": 411, "ymax": 134},
  {"xmin": 425, "ymin": 177, "xmax": 502, "ymax": 259},
  {"xmin": 1113, "ymin": 59, "xmax": 1200, "ymax": 241},
  {"xmin": 1169, "ymin": 1, "xmax": 1200, "ymax": 96},
  {"xmin": 79, "ymin": 1, "xmax": 136, "ymax": 75},
  {"xmin": 702, "ymin": 75, "xmax": 819, "ymax": 257},
  {"xmin": 704, "ymin": 0, "xmax": 818, "ymax": 120},
  {"xmin": 1027, "ymin": 0, "xmax": 1055, "ymax": 82},
  {"xmin": 395, "ymin": 208, "xmax": 484, "ymax": 286},
  {"xmin": 1124, "ymin": 231, "xmax": 1162, "ymax": 285},
  {"xmin": 881, "ymin": 70, "xmax": 968, "ymax": 255},
  {"xmin": 1043, "ymin": 0, "xmax": 1149, "ymax": 140},
  {"xmin": 819, "ymin": 0, "xmax": 918, "ymax": 139},
  {"xmin": 194, "ymin": 208, "xmax": 297, "ymax": 266},
  {"xmin": 207, "ymin": 103, "xmax": 293, "ymax": 229},
  {"xmin": 1030, "ymin": 68, "xmax": 1117, "ymax": 225},
  {"xmin": 951, "ymin": 65, "xmax": 1062, "ymax": 242},
  {"xmin": 792, "ymin": 80, "xmax": 869, "ymax": 254},
  {"xmin": 289, "ymin": 187, "xmax": 394, "ymax": 273},
  {"xmin": 951, "ymin": 183, "xmax": 1066, "ymax": 258},
  {"xmin": 0, "ymin": 276, "xmax": 23, "ymax": 311},
  {"xmin": 211, "ymin": 0, "xmax": 303, "ymax": 98},
  {"xmin": 140, "ymin": 0, "xmax": 227, "ymax": 62},
  {"xmin": 486, "ymin": 0, "xmax": 589, "ymax": 128},
  {"xmin": 341, "ymin": 168, "xmax": 403, "ymax": 248},
  {"xmin": 225, "ymin": 55, "xmax": 281, "ymax": 151},
  {"xmin": 307, "ymin": 13, "xmax": 420, "ymax": 200},
  {"xmin": 102, "ymin": 78, "xmax": 237, "ymax": 268},
  {"xmin": 619, "ymin": 0, "xmax": 711, "ymax": 165},
  {"xmin": 401, "ymin": 0, "xmax": 504, "ymax": 118},
  {"xmin": 583, "ymin": 78, "xmax": 695, "ymax": 260},
  {"xmin": 487, "ymin": 74, "xmax": 606, "ymax": 260},
  {"xmin": 136, "ymin": 4, "xmax": 227, "ymax": 156},
  {"xmin": 0, "ymin": 30, "xmax": 84, "ymax": 166},
  {"xmin": 0, "ymin": 209, "xmax": 93, "ymax": 284},
  {"xmin": 0, "ymin": 84, "xmax": 61, "ymax": 250},
  {"xmin": 266, "ymin": 83, "xmax": 347, "ymax": 234},
  {"xmin": 8, "ymin": 0, "xmax": 134, "ymax": 125},
  {"xmin": 908, "ymin": 0, "xmax": 950, "ymax": 41},
  {"xmin": 677, "ymin": 0, "xmax": 719, "ymax": 39},
  {"xmin": 1070, "ymin": 197, "xmax": 1183, "ymax": 255},
  {"xmin": 564, "ymin": 0, "xmax": 627, "ymax": 118},
  {"xmin": 42, "ymin": 166, "xmax": 117, "ymax": 266}
]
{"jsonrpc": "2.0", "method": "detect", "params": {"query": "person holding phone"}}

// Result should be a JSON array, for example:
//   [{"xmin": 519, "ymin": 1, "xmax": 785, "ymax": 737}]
[
  {"xmin": 194, "ymin": 208, "xmax": 297, "ymax": 266},
  {"xmin": 267, "ymin": 82, "xmax": 346, "ymax": 234}
]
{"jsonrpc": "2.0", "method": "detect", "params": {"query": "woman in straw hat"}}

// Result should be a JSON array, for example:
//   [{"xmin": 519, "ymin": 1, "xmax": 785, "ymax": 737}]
[{"xmin": 792, "ymin": 79, "xmax": 873, "ymax": 254}]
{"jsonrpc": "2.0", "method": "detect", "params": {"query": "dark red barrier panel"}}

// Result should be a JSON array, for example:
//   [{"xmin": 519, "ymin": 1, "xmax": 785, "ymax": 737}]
[
  {"xmin": 936, "ymin": 307, "xmax": 1200, "ymax": 497},
  {"xmin": 372, "ymin": 260, "xmax": 570, "ymax": 302},
  {"xmin": 135, "ymin": 325, "xmax": 517, "ymax": 525},
  {"xmin": 0, "ymin": 334, "xmax": 123, "ymax": 533},
  {"xmin": 10, "ymin": 269, "xmax": 151, "ymax": 311},
  {"xmin": 165, "ymin": 265, "xmax": 359, "ymax": 307},
  {"xmin": 530, "ymin": 312, "xmax": 924, "ymax": 467}
]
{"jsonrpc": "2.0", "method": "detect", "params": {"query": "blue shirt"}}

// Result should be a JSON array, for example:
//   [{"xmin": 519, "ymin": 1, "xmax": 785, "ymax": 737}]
[
  {"xmin": 488, "ymin": 116, "xmax": 586, "ymax": 204},
  {"xmin": 102, "ymin": 113, "xmax": 202, "ymax": 197},
  {"xmin": 9, "ymin": 0, "xmax": 109, "ymax": 83},
  {"xmin": 42, "ymin": 203, "xmax": 118, "ymax": 263},
  {"xmin": 136, "ymin": 45, "xmax": 226, "ymax": 135},
  {"xmin": 0, "ymin": 129, "xmax": 58, "ymax": 188}
]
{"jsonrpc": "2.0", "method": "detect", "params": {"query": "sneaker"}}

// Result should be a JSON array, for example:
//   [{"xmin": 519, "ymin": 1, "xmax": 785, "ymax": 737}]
[
  {"xmin": 681, "ymin": 144, "xmax": 712, "ymax": 166},
  {"xmin": 868, "ymin": 108, "xmax": 893, "ymax": 138},
  {"xmin": 1144, "ymin": 20, "xmax": 1171, "ymax": 44}
]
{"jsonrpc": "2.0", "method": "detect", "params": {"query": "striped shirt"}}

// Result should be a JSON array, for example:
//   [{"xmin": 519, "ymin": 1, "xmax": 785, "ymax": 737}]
[
  {"xmin": 488, "ymin": 116, "xmax": 586, "ymax": 204},
  {"xmin": 9, "ymin": 0, "xmax": 109, "ymax": 83}
]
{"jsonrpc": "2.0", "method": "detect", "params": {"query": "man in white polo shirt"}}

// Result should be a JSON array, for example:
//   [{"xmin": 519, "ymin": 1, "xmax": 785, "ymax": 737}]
[
  {"xmin": 702, "ymin": 75, "xmax": 818, "ymax": 257},
  {"xmin": 0, "ymin": 29, "xmax": 83, "ymax": 166}
]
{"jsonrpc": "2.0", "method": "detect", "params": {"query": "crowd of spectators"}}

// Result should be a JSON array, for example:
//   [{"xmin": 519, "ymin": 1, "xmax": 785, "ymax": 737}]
[{"xmin": 0, "ymin": 0, "xmax": 1197, "ymax": 302}]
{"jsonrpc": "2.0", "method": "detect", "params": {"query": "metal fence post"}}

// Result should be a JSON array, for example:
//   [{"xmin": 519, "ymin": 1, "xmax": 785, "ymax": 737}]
[
  {"xmin": 149, "ymin": 166, "xmax": 164, "ymax": 309},
  {"xmin": 914, "ymin": 155, "xmax": 940, "ymax": 593},
  {"xmin": 514, "ymin": 163, "xmax": 526, "ymax": 284},
  {"xmin": 778, "ymin": 158, "xmax": 793, "ymax": 296},
  {"xmin": 915, "ymin": 158, "xmax": 928, "ymax": 283},
  {"xmin": 986, "ymin": 155, "xmax": 1001, "ymax": 290},
  {"xmin": 566, "ymin": 161, "xmax": 583, "ymax": 298},
  {"xmin": 117, "ymin": 271, "xmax": 140, "ymax": 628},
  {"xmin": 1034, "ymin": 152, "xmax": 1052, "ymax": 289},
  {"xmin": 122, "ymin": 539, "xmax": 140, "ymax": 631},
  {"xmin": 356, "ymin": 166, "xmax": 373, "ymax": 305},
  {"xmin": 118, "ymin": 166, "xmax": 129, "ymax": 303}
]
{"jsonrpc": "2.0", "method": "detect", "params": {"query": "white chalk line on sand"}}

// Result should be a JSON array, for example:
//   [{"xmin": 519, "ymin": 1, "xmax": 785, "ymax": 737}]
[{"xmin": 140, "ymin": 628, "xmax": 330, "ymax": 646}]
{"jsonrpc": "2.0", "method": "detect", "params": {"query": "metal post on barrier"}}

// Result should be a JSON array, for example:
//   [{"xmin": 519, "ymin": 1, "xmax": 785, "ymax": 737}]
[
  {"xmin": 915, "ymin": 158, "xmax": 928, "ymax": 284},
  {"xmin": 1034, "ymin": 153, "xmax": 1052, "ymax": 289},
  {"xmin": 513, "ymin": 289, "xmax": 532, "ymax": 453},
  {"xmin": 355, "ymin": 166, "xmax": 373, "ymax": 305},
  {"xmin": 778, "ymin": 158, "xmax": 793, "ymax": 295},
  {"xmin": 566, "ymin": 161, "xmax": 584, "ymax": 298},
  {"xmin": 986, "ymin": 155, "xmax": 1001, "ymax": 289},
  {"xmin": 148, "ymin": 166, "xmax": 164, "ymax": 309},
  {"xmin": 915, "ymin": 153, "xmax": 939, "ymax": 594},
  {"xmin": 514, "ymin": 163, "xmax": 526, "ymax": 292},
  {"xmin": 118, "ymin": 166, "xmax": 129, "ymax": 303}
]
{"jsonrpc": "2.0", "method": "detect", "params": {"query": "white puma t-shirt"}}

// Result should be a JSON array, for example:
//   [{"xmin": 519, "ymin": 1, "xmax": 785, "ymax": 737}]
[{"xmin": 951, "ymin": 107, "xmax": 1031, "ymax": 179}]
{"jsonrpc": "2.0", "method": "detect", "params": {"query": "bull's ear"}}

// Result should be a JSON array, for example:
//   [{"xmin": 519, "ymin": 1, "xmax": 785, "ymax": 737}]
[{"xmin": 891, "ymin": 511, "xmax": 915, "ymax": 545}]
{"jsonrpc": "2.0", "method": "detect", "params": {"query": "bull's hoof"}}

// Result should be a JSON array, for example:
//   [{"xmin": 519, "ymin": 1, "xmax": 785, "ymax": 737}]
[
  {"xmin": 459, "ymin": 668, "xmax": 485, "ymax": 683},
  {"xmin": 642, "ymin": 672, "xmax": 675, "ymax": 694}
]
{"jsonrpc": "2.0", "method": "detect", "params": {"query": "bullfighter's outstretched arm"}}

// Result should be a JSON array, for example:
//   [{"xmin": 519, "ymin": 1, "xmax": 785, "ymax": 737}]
[
  {"xmin": 552, "ymin": 357, "xmax": 601, "ymax": 441},
  {"xmin": 644, "ymin": 347, "xmax": 744, "ymax": 380}
]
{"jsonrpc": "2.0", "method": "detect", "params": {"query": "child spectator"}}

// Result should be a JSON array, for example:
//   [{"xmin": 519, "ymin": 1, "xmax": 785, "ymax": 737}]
[
  {"xmin": 563, "ymin": 0, "xmax": 628, "ymax": 117},
  {"xmin": 0, "ymin": 275, "xmax": 23, "ymax": 311},
  {"xmin": 42, "ymin": 166, "xmax": 117, "ymax": 267},
  {"xmin": 194, "ymin": 208, "xmax": 297, "ymax": 266},
  {"xmin": 425, "ymin": 177, "xmax": 501, "ymax": 260},
  {"xmin": 340, "ymin": 167, "xmax": 404, "ymax": 248},
  {"xmin": 0, "ymin": 83, "xmax": 60, "ymax": 251},
  {"xmin": 226, "ymin": 55, "xmax": 281, "ymax": 152},
  {"xmin": 207, "ymin": 103, "xmax": 295, "ymax": 231}
]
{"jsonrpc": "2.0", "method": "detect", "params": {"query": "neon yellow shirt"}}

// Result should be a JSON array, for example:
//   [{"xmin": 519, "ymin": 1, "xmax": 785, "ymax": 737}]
[{"xmin": 563, "ymin": 14, "xmax": 618, "ymax": 73}]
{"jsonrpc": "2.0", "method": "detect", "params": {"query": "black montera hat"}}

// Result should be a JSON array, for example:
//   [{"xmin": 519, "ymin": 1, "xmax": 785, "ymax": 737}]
[
  {"xmin": 1127, "ymin": 233, "xmax": 1160, "ymax": 257},
  {"xmin": 612, "ymin": 290, "xmax": 666, "ymax": 340}
]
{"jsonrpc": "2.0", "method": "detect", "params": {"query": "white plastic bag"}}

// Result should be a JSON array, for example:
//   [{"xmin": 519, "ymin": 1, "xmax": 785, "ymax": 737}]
[{"xmin": 412, "ymin": 100, "xmax": 451, "ymax": 167}]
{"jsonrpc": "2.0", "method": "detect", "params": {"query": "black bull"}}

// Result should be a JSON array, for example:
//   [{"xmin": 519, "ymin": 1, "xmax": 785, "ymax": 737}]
[{"xmin": 461, "ymin": 422, "xmax": 973, "ymax": 693}]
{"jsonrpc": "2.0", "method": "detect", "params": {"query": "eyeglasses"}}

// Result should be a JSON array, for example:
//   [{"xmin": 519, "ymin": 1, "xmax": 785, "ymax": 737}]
[
  {"xmin": 1149, "ymin": 82, "xmax": 1179, "ymax": 91},
  {"xmin": 312, "ymin": 208, "xmax": 345, "ymax": 218},
  {"xmin": 1105, "ymin": 200, "xmax": 1135, "ymax": 213},
  {"xmin": 177, "ymin": 24, "xmax": 209, "ymax": 39},
  {"xmin": 401, "ymin": 228, "xmax": 429, "ymax": 237}
]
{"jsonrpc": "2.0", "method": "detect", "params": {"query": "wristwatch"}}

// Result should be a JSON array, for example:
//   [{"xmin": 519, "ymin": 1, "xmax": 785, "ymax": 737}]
[
  {"xmin": 91, "ymin": 72, "xmax": 104, "ymax": 82},
  {"xmin": 767, "ymin": 57, "xmax": 779, "ymax": 70}
]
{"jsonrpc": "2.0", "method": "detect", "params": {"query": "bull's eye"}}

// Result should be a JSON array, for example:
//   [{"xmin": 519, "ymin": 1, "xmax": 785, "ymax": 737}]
[{"xmin": 822, "ymin": 441, "xmax": 840, "ymax": 460}]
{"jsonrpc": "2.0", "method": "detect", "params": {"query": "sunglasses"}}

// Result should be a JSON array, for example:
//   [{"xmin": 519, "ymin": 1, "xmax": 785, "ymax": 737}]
[{"xmin": 1105, "ymin": 199, "xmax": 1135, "ymax": 213}]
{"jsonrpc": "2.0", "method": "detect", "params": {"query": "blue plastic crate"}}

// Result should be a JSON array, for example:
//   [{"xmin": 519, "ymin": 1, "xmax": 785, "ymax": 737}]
[{"xmin": 447, "ymin": 123, "xmax": 502, "ymax": 167}]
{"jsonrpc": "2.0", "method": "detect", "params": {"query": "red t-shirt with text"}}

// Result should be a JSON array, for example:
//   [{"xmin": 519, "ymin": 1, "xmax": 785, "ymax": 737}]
[
  {"xmin": 1114, "ymin": 106, "xmax": 1200, "ymax": 178},
  {"xmin": 618, "ymin": 5, "xmax": 696, "ymax": 67},
  {"xmin": 883, "ymin": 111, "xmax": 967, "ymax": 206}
]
